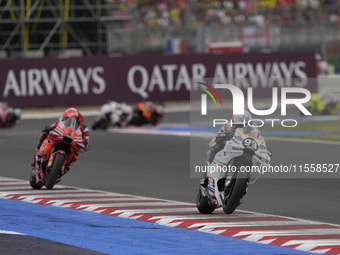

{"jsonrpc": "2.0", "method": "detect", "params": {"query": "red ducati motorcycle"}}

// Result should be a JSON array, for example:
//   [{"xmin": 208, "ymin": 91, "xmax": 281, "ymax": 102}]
[{"xmin": 29, "ymin": 118, "xmax": 86, "ymax": 189}]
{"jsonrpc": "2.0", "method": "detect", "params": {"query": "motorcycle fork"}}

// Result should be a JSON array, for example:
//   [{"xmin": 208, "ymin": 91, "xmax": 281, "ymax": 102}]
[
  {"xmin": 224, "ymin": 174, "xmax": 235, "ymax": 198},
  {"xmin": 47, "ymin": 151, "xmax": 68, "ymax": 176},
  {"xmin": 66, "ymin": 152, "xmax": 78, "ymax": 167}
]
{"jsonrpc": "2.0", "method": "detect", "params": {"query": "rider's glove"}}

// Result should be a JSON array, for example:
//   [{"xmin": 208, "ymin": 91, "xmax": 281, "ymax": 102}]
[
  {"xmin": 215, "ymin": 132, "xmax": 227, "ymax": 144},
  {"xmin": 42, "ymin": 126, "xmax": 54, "ymax": 134},
  {"xmin": 83, "ymin": 140, "xmax": 90, "ymax": 151}
]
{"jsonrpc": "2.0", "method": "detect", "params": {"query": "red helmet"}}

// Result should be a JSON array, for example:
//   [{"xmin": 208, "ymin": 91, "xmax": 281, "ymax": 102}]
[{"xmin": 63, "ymin": 107, "xmax": 79, "ymax": 120}]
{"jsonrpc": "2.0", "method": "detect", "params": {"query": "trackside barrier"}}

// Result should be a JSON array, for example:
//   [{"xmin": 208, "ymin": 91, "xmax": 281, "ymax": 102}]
[{"xmin": 0, "ymin": 52, "xmax": 316, "ymax": 108}]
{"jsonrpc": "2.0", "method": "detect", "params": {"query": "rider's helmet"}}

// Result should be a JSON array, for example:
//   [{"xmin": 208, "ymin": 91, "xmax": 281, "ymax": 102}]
[
  {"xmin": 232, "ymin": 110, "xmax": 252, "ymax": 131},
  {"xmin": 6, "ymin": 108, "xmax": 21, "ymax": 124},
  {"xmin": 141, "ymin": 101, "xmax": 153, "ymax": 119},
  {"xmin": 13, "ymin": 108, "xmax": 21, "ymax": 121},
  {"xmin": 154, "ymin": 102, "xmax": 164, "ymax": 116},
  {"xmin": 63, "ymin": 107, "xmax": 80, "ymax": 125}
]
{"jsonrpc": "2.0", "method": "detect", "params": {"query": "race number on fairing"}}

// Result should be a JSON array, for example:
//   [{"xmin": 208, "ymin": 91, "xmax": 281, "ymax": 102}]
[{"xmin": 242, "ymin": 138, "xmax": 258, "ymax": 151}]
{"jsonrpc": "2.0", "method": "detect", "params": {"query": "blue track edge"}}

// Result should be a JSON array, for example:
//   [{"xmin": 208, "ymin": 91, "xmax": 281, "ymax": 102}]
[{"xmin": 0, "ymin": 198, "xmax": 312, "ymax": 255}]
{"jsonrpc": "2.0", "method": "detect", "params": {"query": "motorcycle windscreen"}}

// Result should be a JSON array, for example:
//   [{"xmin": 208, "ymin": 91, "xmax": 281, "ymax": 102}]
[
  {"xmin": 65, "ymin": 118, "xmax": 77, "ymax": 129},
  {"xmin": 241, "ymin": 126, "xmax": 258, "ymax": 136}
]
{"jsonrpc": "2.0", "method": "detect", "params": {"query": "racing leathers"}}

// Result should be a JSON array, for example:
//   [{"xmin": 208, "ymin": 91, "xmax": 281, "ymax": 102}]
[
  {"xmin": 207, "ymin": 122, "xmax": 238, "ymax": 164},
  {"xmin": 102, "ymin": 101, "xmax": 133, "ymax": 127},
  {"xmin": 31, "ymin": 113, "xmax": 90, "ymax": 168},
  {"xmin": 200, "ymin": 122, "xmax": 271, "ymax": 188},
  {"xmin": 0, "ymin": 102, "xmax": 21, "ymax": 128},
  {"xmin": 132, "ymin": 101, "xmax": 164, "ymax": 126}
]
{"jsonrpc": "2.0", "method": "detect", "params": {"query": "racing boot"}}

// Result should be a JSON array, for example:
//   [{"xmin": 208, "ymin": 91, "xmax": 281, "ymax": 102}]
[{"xmin": 207, "ymin": 151, "xmax": 215, "ymax": 164}]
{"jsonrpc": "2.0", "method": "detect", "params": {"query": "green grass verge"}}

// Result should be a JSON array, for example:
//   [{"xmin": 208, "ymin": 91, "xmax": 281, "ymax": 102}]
[{"xmin": 261, "ymin": 120, "xmax": 340, "ymax": 142}]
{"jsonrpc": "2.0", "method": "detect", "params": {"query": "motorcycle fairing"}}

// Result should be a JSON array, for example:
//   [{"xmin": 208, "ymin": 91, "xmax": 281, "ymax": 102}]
[{"xmin": 206, "ymin": 127, "xmax": 271, "ymax": 209}]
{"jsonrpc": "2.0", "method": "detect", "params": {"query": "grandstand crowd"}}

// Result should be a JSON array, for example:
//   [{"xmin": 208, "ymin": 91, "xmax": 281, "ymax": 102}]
[{"xmin": 107, "ymin": 0, "xmax": 340, "ymax": 27}]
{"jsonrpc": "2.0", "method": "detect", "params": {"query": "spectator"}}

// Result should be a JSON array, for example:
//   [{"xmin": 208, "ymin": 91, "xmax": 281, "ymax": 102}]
[{"xmin": 316, "ymin": 54, "xmax": 329, "ymax": 76}]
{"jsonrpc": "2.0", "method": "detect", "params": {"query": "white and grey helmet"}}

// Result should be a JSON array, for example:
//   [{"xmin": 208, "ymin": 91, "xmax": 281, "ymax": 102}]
[{"xmin": 232, "ymin": 110, "xmax": 252, "ymax": 130}]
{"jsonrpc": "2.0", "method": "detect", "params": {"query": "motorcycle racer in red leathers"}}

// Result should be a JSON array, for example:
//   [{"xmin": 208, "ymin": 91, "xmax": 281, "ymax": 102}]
[
  {"xmin": 31, "ymin": 108, "xmax": 90, "ymax": 185},
  {"xmin": 0, "ymin": 102, "xmax": 21, "ymax": 128},
  {"xmin": 131, "ymin": 101, "xmax": 164, "ymax": 126}
]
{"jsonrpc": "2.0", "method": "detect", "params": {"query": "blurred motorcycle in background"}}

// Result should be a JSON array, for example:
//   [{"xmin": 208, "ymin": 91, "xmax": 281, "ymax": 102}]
[
  {"xmin": 92, "ymin": 101, "xmax": 164, "ymax": 130},
  {"xmin": 130, "ymin": 101, "xmax": 164, "ymax": 127},
  {"xmin": 92, "ymin": 101, "xmax": 133, "ymax": 130},
  {"xmin": 303, "ymin": 93, "xmax": 340, "ymax": 116},
  {"xmin": 0, "ymin": 102, "xmax": 21, "ymax": 128}
]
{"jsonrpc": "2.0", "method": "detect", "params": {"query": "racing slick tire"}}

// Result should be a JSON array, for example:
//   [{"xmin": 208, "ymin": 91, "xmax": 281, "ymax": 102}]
[
  {"xmin": 45, "ymin": 154, "xmax": 65, "ymax": 190},
  {"xmin": 223, "ymin": 172, "xmax": 249, "ymax": 214}
]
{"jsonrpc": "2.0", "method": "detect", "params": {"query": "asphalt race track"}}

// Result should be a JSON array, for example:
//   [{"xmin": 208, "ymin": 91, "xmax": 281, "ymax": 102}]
[
  {"xmin": 1, "ymin": 110, "xmax": 340, "ymax": 223},
  {"xmin": 1, "ymin": 110, "xmax": 340, "ymax": 254}
]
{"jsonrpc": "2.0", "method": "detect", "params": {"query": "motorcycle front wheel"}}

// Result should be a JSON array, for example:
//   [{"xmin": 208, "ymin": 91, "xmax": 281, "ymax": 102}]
[
  {"xmin": 223, "ymin": 172, "xmax": 249, "ymax": 214},
  {"xmin": 45, "ymin": 153, "xmax": 65, "ymax": 189}
]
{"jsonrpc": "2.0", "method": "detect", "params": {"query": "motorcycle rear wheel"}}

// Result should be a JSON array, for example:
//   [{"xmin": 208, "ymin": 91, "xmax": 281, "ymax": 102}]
[
  {"xmin": 45, "ymin": 154, "xmax": 65, "ymax": 190},
  {"xmin": 223, "ymin": 172, "xmax": 248, "ymax": 214},
  {"xmin": 196, "ymin": 189, "xmax": 215, "ymax": 214}
]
